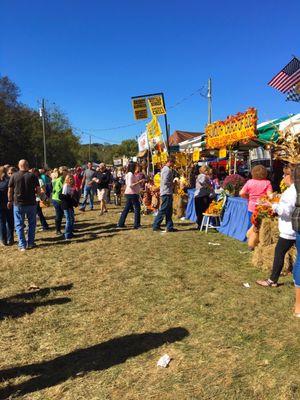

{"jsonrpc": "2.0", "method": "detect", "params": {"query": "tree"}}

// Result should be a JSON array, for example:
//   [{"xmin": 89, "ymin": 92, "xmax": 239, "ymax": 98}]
[
  {"xmin": 0, "ymin": 76, "xmax": 81, "ymax": 167},
  {"xmin": 0, "ymin": 76, "xmax": 20, "ymax": 107},
  {"xmin": 118, "ymin": 139, "xmax": 138, "ymax": 158}
]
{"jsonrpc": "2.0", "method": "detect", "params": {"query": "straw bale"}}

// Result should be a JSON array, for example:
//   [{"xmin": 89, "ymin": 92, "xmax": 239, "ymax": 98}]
[
  {"xmin": 259, "ymin": 219, "xmax": 274, "ymax": 246},
  {"xmin": 252, "ymin": 246, "xmax": 264, "ymax": 268},
  {"xmin": 270, "ymin": 218, "xmax": 280, "ymax": 243},
  {"xmin": 259, "ymin": 244, "xmax": 276, "ymax": 271},
  {"xmin": 283, "ymin": 246, "xmax": 297, "ymax": 275},
  {"xmin": 252, "ymin": 240, "xmax": 296, "ymax": 274}
]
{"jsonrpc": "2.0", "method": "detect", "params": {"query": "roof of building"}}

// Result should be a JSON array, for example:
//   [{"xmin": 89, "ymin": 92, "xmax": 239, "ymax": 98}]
[{"xmin": 169, "ymin": 130, "xmax": 203, "ymax": 145}]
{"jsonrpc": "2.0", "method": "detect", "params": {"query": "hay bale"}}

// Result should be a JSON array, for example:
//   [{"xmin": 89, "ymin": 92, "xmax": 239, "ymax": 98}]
[
  {"xmin": 283, "ymin": 246, "xmax": 297, "ymax": 275},
  {"xmin": 270, "ymin": 218, "xmax": 279, "ymax": 243},
  {"xmin": 253, "ymin": 241, "xmax": 296, "ymax": 274},
  {"xmin": 252, "ymin": 246, "xmax": 263, "ymax": 268},
  {"xmin": 259, "ymin": 244, "xmax": 276, "ymax": 271},
  {"xmin": 259, "ymin": 219, "xmax": 274, "ymax": 246}
]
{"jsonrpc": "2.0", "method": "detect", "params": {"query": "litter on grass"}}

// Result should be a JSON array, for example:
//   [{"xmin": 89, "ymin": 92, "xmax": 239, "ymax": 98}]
[
  {"xmin": 243, "ymin": 282, "xmax": 251, "ymax": 288},
  {"xmin": 238, "ymin": 250, "xmax": 250, "ymax": 254},
  {"xmin": 157, "ymin": 354, "xmax": 171, "ymax": 368},
  {"xmin": 208, "ymin": 242, "xmax": 221, "ymax": 246}
]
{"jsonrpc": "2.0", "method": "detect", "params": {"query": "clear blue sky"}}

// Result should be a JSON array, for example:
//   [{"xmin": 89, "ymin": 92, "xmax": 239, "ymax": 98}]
[{"xmin": 1, "ymin": 0, "xmax": 299, "ymax": 144}]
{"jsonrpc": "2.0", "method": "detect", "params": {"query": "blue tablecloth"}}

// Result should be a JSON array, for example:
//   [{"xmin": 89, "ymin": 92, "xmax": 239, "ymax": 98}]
[
  {"xmin": 185, "ymin": 189, "xmax": 197, "ymax": 222},
  {"xmin": 218, "ymin": 197, "xmax": 250, "ymax": 242}
]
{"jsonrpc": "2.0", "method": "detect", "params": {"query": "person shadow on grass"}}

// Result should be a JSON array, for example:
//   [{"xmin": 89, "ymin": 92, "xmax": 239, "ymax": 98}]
[
  {"xmin": 0, "ymin": 327, "xmax": 189, "ymax": 398},
  {"xmin": 0, "ymin": 284, "xmax": 73, "ymax": 321}
]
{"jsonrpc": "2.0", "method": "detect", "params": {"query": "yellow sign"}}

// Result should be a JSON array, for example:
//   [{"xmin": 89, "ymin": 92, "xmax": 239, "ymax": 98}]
[
  {"xmin": 152, "ymin": 153, "xmax": 161, "ymax": 165},
  {"xmin": 147, "ymin": 116, "xmax": 163, "ymax": 144},
  {"xmin": 160, "ymin": 151, "xmax": 168, "ymax": 163},
  {"xmin": 154, "ymin": 173, "xmax": 161, "ymax": 187},
  {"xmin": 132, "ymin": 98, "xmax": 148, "ymax": 120},
  {"xmin": 192, "ymin": 148, "xmax": 200, "ymax": 162},
  {"xmin": 219, "ymin": 148, "xmax": 227, "ymax": 158},
  {"xmin": 148, "ymin": 96, "xmax": 166, "ymax": 116},
  {"xmin": 205, "ymin": 108, "xmax": 257, "ymax": 149}
]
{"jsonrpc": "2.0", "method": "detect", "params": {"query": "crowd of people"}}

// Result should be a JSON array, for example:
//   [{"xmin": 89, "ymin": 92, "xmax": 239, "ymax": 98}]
[{"xmin": 1, "ymin": 157, "xmax": 300, "ymax": 316}]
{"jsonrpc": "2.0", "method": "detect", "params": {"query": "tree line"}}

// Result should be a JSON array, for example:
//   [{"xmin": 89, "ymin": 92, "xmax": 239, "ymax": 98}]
[{"xmin": 0, "ymin": 76, "xmax": 138, "ymax": 167}]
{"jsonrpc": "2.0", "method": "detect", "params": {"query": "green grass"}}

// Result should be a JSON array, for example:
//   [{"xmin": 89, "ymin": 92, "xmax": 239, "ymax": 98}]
[{"xmin": 0, "ymin": 204, "xmax": 300, "ymax": 399}]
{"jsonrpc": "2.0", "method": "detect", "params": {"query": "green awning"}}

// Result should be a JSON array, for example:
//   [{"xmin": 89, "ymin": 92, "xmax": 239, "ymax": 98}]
[{"xmin": 257, "ymin": 115, "xmax": 291, "ymax": 142}]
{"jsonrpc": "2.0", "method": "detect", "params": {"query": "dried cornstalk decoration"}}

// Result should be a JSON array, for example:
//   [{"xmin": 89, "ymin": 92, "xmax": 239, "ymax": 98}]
[
  {"xmin": 175, "ymin": 151, "xmax": 194, "ymax": 187},
  {"xmin": 270, "ymin": 125, "xmax": 300, "ymax": 164}
]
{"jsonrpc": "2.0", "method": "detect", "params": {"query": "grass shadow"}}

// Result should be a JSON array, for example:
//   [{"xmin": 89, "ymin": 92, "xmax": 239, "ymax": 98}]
[
  {"xmin": 0, "ymin": 327, "xmax": 189, "ymax": 398},
  {"xmin": 0, "ymin": 284, "xmax": 73, "ymax": 321},
  {"xmin": 36, "ymin": 234, "xmax": 117, "ymax": 248}
]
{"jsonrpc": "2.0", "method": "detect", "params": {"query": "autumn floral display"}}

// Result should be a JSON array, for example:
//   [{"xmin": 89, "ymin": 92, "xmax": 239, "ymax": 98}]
[
  {"xmin": 251, "ymin": 197, "xmax": 276, "ymax": 229},
  {"xmin": 205, "ymin": 200, "xmax": 223, "ymax": 215},
  {"xmin": 222, "ymin": 174, "xmax": 246, "ymax": 196}
]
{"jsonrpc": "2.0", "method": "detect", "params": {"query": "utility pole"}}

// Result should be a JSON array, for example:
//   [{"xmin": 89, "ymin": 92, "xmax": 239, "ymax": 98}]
[
  {"xmin": 40, "ymin": 99, "xmax": 47, "ymax": 168},
  {"xmin": 207, "ymin": 78, "xmax": 212, "ymax": 124},
  {"xmin": 89, "ymin": 135, "xmax": 91, "ymax": 161}
]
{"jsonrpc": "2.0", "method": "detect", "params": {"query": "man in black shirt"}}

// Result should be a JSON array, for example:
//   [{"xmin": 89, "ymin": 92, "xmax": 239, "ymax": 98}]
[
  {"xmin": 94, "ymin": 163, "xmax": 110, "ymax": 215},
  {"xmin": 8, "ymin": 159, "xmax": 41, "ymax": 251}
]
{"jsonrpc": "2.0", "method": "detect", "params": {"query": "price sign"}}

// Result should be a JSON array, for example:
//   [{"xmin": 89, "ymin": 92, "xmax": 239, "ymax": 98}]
[
  {"xmin": 132, "ymin": 98, "xmax": 148, "ymax": 120},
  {"xmin": 148, "ymin": 96, "xmax": 166, "ymax": 116}
]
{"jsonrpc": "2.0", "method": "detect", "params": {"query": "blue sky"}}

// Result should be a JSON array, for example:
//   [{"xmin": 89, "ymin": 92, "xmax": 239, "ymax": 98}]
[{"xmin": 1, "ymin": 0, "xmax": 300, "ymax": 144}]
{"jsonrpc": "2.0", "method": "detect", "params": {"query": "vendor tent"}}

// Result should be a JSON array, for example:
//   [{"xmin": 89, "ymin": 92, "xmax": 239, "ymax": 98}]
[
  {"xmin": 169, "ymin": 130, "xmax": 202, "ymax": 145},
  {"xmin": 179, "ymin": 134, "xmax": 206, "ymax": 150},
  {"xmin": 257, "ymin": 115, "xmax": 293, "ymax": 142},
  {"xmin": 279, "ymin": 113, "xmax": 300, "ymax": 135}
]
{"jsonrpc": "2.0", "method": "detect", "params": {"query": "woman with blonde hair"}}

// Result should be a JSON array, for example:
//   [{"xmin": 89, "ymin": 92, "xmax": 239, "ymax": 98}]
[
  {"xmin": 61, "ymin": 174, "xmax": 78, "ymax": 240},
  {"xmin": 0, "ymin": 166, "xmax": 14, "ymax": 245},
  {"xmin": 194, "ymin": 165, "xmax": 213, "ymax": 229}
]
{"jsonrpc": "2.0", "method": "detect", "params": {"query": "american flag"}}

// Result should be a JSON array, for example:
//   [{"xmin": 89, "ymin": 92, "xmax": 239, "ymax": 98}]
[
  {"xmin": 268, "ymin": 57, "xmax": 300, "ymax": 93},
  {"xmin": 286, "ymin": 83, "xmax": 300, "ymax": 102}
]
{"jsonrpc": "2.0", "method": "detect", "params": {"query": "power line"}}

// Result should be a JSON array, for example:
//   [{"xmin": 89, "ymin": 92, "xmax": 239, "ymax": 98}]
[{"xmin": 81, "ymin": 85, "xmax": 208, "ymax": 133}]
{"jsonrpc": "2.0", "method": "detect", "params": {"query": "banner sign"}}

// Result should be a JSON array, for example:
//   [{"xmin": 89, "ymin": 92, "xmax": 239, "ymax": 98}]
[
  {"xmin": 113, "ymin": 158, "xmax": 122, "ymax": 166},
  {"xmin": 192, "ymin": 148, "xmax": 200, "ymax": 162},
  {"xmin": 146, "ymin": 116, "xmax": 163, "ymax": 149},
  {"xmin": 138, "ymin": 131, "xmax": 149, "ymax": 152},
  {"xmin": 148, "ymin": 96, "xmax": 166, "ymax": 116},
  {"xmin": 160, "ymin": 151, "xmax": 168, "ymax": 163},
  {"xmin": 205, "ymin": 108, "xmax": 257, "ymax": 149},
  {"xmin": 132, "ymin": 98, "xmax": 148, "ymax": 120},
  {"xmin": 152, "ymin": 153, "xmax": 161, "ymax": 165}
]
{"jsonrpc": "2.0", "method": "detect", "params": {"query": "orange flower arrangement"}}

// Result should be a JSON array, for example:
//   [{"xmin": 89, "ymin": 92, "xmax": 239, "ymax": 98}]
[
  {"xmin": 251, "ymin": 201, "xmax": 275, "ymax": 229},
  {"xmin": 205, "ymin": 200, "xmax": 223, "ymax": 215}
]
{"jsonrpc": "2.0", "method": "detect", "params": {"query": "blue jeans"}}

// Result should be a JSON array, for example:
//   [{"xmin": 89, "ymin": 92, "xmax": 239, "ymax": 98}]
[
  {"xmin": 14, "ymin": 205, "xmax": 37, "ymax": 249},
  {"xmin": 64, "ymin": 208, "xmax": 75, "ymax": 239},
  {"xmin": 118, "ymin": 194, "xmax": 141, "ymax": 228},
  {"xmin": 0, "ymin": 206, "xmax": 14, "ymax": 244},
  {"xmin": 37, "ymin": 202, "xmax": 49, "ymax": 229},
  {"xmin": 81, "ymin": 186, "xmax": 94, "ymax": 210},
  {"xmin": 294, "ymin": 232, "xmax": 300, "ymax": 288},
  {"xmin": 153, "ymin": 194, "xmax": 173, "ymax": 230},
  {"xmin": 52, "ymin": 200, "xmax": 64, "ymax": 232}
]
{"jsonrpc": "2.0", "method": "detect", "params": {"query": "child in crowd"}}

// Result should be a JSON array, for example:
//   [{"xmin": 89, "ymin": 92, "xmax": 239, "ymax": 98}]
[{"xmin": 113, "ymin": 178, "xmax": 122, "ymax": 206}]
